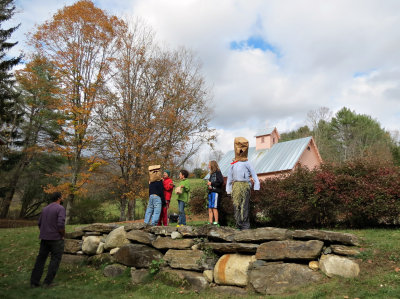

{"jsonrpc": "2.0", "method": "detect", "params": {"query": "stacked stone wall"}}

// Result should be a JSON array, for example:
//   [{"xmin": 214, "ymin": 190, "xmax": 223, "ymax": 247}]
[{"xmin": 63, "ymin": 223, "xmax": 361, "ymax": 295}]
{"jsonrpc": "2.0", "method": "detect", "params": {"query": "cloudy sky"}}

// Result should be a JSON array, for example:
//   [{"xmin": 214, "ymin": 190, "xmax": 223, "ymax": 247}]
[{"xmin": 9, "ymin": 0, "xmax": 400, "ymax": 155}]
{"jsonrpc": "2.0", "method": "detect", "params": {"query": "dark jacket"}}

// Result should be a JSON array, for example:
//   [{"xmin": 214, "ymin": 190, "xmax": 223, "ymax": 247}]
[
  {"xmin": 208, "ymin": 170, "xmax": 224, "ymax": 194},
  {"xmin": 149, "ymin": 180, "xmax": 166, "ymax": 206}
]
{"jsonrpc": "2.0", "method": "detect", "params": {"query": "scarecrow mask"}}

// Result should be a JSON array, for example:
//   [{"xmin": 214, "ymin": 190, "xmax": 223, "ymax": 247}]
[
  {"xmin": 234, "ymin": 137, "xmax": 249, "ymax": 162},
  {"xmin": 149, "ymin": 165, "xmax": 162, "ymax": 182}
]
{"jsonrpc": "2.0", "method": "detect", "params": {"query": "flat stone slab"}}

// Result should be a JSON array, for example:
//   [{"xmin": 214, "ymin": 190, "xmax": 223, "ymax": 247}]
[
  {"xmin": 114, "ymin": 244, "xmax": 163, "ymax": 268},
  {"xmin": 177, "ymin": 225, "xmax": 202, "ymax": 237},
  {"xmin": 248, "ymin": 260, "xmax": 323, "ymax": 295},
  {"xmin": 331, "ymin": 245, "xmax": 360, "ymax": 256},
  {"xmin": 205, "ymin": 242, "xmax": 259, "ymax": 254},
  {"xmin": 148, "ymin": 226, "xmax": 177, "ymax": 236},
  {"xmin": 80, "ymin": 223, "xmax": 120, "ymax": 233},
  {"xmin": 152, "ymin": 237, "xmax": 195, "ymax": 249},
  {"xmin": 256, "ymin": 240, "xmax": 324, "ymax": 261},
  {"xmin": 196, "ymin": 226, "xmax": 237, "ymax": 242},
  {"xmin": 65, "ymin": 230, "xmax": 84, "ymax": 239},
  {"xmin": 122, "ymin": 223, "xmax": 147, "ymax": 231},
  {"xmin": 293, "ymin": 229, "xmax": 359, "ymax": 246},
  {"xmin": 126, "ymin": 230, "xmax": 156, "ymax": 245},
  {"xmin": 234, "ymin": 227, "xmax": 290, "ymax": 243},
  {"xmin": 164, "ymin": 249, "xmax": 216, "ymax": 271}
]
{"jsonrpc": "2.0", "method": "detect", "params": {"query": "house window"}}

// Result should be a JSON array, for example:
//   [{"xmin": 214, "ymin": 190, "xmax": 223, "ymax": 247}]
[
  {"xmin": 307, "ymin": 146, "xmax": 311, "ymax": 151},
  {"xmin": 273, "ymin": 137, "xmax": 275, "ymax": 144},
  {"xmin": 261, "ymin": 137, "xmax": 264, "ymax": 143}
]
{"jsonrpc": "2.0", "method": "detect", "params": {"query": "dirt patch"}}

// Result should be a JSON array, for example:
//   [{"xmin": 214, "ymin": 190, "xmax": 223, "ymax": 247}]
[{"xmin": 0, "ymin": 219, "xmax": 37, "ymax": 229}]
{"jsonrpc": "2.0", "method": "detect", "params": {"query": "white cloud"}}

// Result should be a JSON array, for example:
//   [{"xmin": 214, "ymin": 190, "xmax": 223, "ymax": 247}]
[{"xmin": 9, "ymin": 0, "xmax": 400, "ymax": 158}]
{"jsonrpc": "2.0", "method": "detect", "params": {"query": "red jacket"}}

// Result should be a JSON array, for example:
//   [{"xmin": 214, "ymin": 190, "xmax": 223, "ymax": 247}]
[{"xmin": 163, "ymin": 177, "xmax": 174, "ymax": 202}]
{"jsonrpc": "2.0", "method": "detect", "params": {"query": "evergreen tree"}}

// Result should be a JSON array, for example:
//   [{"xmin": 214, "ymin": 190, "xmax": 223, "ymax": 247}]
[{"xmin": 0, "ymin": 0, "xmax": 22, "ymax": 149}]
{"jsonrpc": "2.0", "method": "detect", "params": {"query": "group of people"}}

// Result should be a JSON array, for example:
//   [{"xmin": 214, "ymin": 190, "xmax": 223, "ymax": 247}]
[
  {"xmin": 145, "ymin": 136, "xmax": 260, "ymax": 230},
  {"xmin": 29, "ymin": 136, "xmax": 259, "ymax": 288},
  {"xmin": 144, "ymin": 166, "xmax": 191, "ymax": 227}
]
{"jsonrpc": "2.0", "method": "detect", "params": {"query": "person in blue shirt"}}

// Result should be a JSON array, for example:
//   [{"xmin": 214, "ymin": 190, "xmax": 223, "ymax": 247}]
[{"xmin": 226, "ymin": 137, "xmax": 260, "ymax": 230}]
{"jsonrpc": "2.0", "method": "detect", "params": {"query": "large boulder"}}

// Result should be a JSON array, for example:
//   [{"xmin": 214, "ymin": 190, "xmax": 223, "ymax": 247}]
[
  {"xmin": 64, "ymin": 239, "xmax": 82, "ymax": 254},
  {"xmin": 164, "ymin": 249, "xmax": 217, "ymax": 271},
  {"xmin": 152, "ymin": 237, "xmax": 195, "ymax": 249},
  {"xmin": 104, "ymin": 226, "xmax": 129, "ymax": 250},
  {"xmin": 293, "ymin": 229, "xmax": 359, "ymax": 246},
  {"xmin": 248, "ymin": 260, "xmax": 323, "ymax": 295},
  {"xmin": 82, "ymin": 236, "xmax": 101, "ymax": 255},
  {"xmin": 214, "ymin": 254, "xmax": 256, "ymax": 286},
  {"xmin": 234, "ymin": 227, "xmax": 290, "ymax": 242},
  {"xmin": 204, "ymin": 242, "xmax": 258, "ymax": 254},
  {"xmin": 319, "ymin": 254, "xmax": 360, "ymax": 278},
  {"xmin": 256, "ymin": 240, "xmax": 324, "ymax": 261},
  {"xmin": 126, "ymin": 230, "xmax": 156, "ymax": 245},
  {"xmin": 114, "ymin": 244, "xmax": 163, "ymax": 268}
]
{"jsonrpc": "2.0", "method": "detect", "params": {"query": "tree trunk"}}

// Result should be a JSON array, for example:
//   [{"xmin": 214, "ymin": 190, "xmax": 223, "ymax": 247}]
[
  {"xmin": 127, "ymin": 198, "xmax": 135, "ymax": 221},
  {"xmin": 119, "ymin": 194, "xmax": 127, "ymax": 221},
  {"xmin": 0, "ymin": 159, "xmax": 26, "ymax": 218}
]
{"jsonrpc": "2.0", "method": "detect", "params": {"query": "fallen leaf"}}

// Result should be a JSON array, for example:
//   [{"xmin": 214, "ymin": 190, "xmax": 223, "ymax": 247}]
[{"xmin": 395, "ymin": 267, "xmax": 400, "ymax": 272}]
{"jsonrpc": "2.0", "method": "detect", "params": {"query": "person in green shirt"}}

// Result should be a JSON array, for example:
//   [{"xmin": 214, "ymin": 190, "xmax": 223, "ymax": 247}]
[{"xmin": 176, "ymin": 169, "xmax": 190, "ymax": 226}]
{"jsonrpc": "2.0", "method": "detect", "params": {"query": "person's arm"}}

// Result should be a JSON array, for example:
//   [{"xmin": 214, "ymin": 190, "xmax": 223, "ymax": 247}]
[
  {"xmin": 159, "ymin": 181, "xmax": 166, "ymax": 205},
  {"xmin": 226, "ymin": 166, "xmax": 233, "ymax": 194},
  {"xmin": 181, "ymin": 179, "xmax": 190, "ymax": 192},
  {"xmin": 58, "ymin": 207, "xmax": 66, "ymax": 239},
  {"xmin": 163, "ymin": 179, "xmax": 174, "ymax": 191},
  {"xmin": 247, "ymin": 162, "xmax": 260, "ymax": 191}
]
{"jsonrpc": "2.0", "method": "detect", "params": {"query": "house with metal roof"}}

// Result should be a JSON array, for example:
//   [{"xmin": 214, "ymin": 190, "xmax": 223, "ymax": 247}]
[{"xmin": 217, "ymin": 127, "xmax": 322, "ymax": 180}]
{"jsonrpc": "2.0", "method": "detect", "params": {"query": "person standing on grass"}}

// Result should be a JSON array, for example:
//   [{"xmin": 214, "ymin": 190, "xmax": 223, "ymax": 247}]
[
  {"xmin": 226, "ymin": 137, "xmax": 260, "ymax": 230},
  {"xmin": 144, "ymin": 165, "xmax": 166, "ymax": 226},
  {"xmin": 176, "ymin": 169, "xmax": 190, "ymax": 227},
  {"xmin": 158, "ymin": 170, "xmax": 174, "ymax": 226},
  {"xmin": 30, "ymin": 192, "xmax": 65, "ymax": 288},
  {"xmin": 207, "ymin": 160, "xmax": 224, "ymax": 226}
]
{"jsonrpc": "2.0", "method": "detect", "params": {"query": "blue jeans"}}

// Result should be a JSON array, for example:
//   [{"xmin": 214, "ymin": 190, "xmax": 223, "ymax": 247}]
[
  {"xmin": 178, "ymin": 200, "xmax": 186, "ymax": 225},
  {"xmin": 144, "ymin": 194, "xmax": 162, "ymax": 226}
]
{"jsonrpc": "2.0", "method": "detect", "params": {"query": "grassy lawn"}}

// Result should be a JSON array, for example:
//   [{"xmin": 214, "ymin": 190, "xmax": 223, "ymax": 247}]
[{"xmin": 0, "ymin": 226, "xmax": 399, "ymax": 298}]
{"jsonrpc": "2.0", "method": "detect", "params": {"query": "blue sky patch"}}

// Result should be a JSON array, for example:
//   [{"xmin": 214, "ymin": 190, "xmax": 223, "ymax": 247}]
[
  {"xmin": 353, "ymin": 69, "xmax": 376, "ymax": 78},
  {"xmin": 230, "ymin": 36, "xmax": 280, "ymax": 57}
]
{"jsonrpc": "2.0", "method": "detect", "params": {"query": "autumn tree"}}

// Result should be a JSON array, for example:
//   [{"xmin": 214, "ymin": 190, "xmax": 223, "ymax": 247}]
[
  {"xmin": 96, "ymin": 19, "xmax": 214, "ymax": 220},
  {"xmin": 28, "ymin": 0, "xmax": 124, "ymax": 221},
  {"xmin": 0, "ymin": 55, "xmax": 62, "ymax": 217}
]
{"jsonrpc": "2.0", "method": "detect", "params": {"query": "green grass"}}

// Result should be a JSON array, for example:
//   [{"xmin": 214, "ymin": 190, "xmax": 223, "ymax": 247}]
[{"xmin": 1, "ymin": 226, "xmax": 399, "ymax": 298}]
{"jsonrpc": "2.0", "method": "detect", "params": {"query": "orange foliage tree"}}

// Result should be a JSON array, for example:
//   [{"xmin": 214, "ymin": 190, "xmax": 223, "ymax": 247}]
[
  {"xmin": 95, "ymin": 19, "xmax": 214, "ymax": 220},
  {"xmin": 28, "ymin": 0, "xmax": 124, "ymax": 222}
]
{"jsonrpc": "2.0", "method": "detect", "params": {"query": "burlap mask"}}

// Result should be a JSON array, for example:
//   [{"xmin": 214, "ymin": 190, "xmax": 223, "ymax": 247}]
[
  {"xmin": 234, "ymin": 137, "xmax": 249, "ymax": 161},
  {"xmin": 149, "ymin": 165, "xmax": 162, "ymax": 182}
]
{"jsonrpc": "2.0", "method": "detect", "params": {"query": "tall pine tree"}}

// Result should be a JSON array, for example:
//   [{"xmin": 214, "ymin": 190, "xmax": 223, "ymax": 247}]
[{"xmin": 0, "ymin": 0, "xmax": 22, "ymax": 149}]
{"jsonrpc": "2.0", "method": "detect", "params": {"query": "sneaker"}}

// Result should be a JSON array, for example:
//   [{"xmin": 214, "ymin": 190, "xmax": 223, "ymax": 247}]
[
  {"xmin": 176, "ymin": 224, "xmax": 180, "ymax": 227},
  {"xmin": 206, "ymin": 222, "xmax": 211, "ymax": 225},
  {"xmin": 213, "ymin": 222, "xmax": 220, "ymax": 227}
]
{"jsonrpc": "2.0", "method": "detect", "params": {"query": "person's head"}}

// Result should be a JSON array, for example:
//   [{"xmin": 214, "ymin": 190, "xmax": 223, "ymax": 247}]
[
  {"xmin": 163, "ymin": 170, "xmax": 170, "ymax": 179},
  {"xmin": 49, "ymin": 192, "xmax": 62, "ymax": 203},
  {"xmin": 209, "ymin": 160, "xmax": 220, "ymax": 173},
  {"xmin": 179, "ymin": 169, "xmax": 189, "ymax": 179}
]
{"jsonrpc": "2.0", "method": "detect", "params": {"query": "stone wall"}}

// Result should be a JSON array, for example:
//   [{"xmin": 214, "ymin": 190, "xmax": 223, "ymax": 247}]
[{"xmin": 63, "ymin": 223, "xmax": 361, "ymax": 295}]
